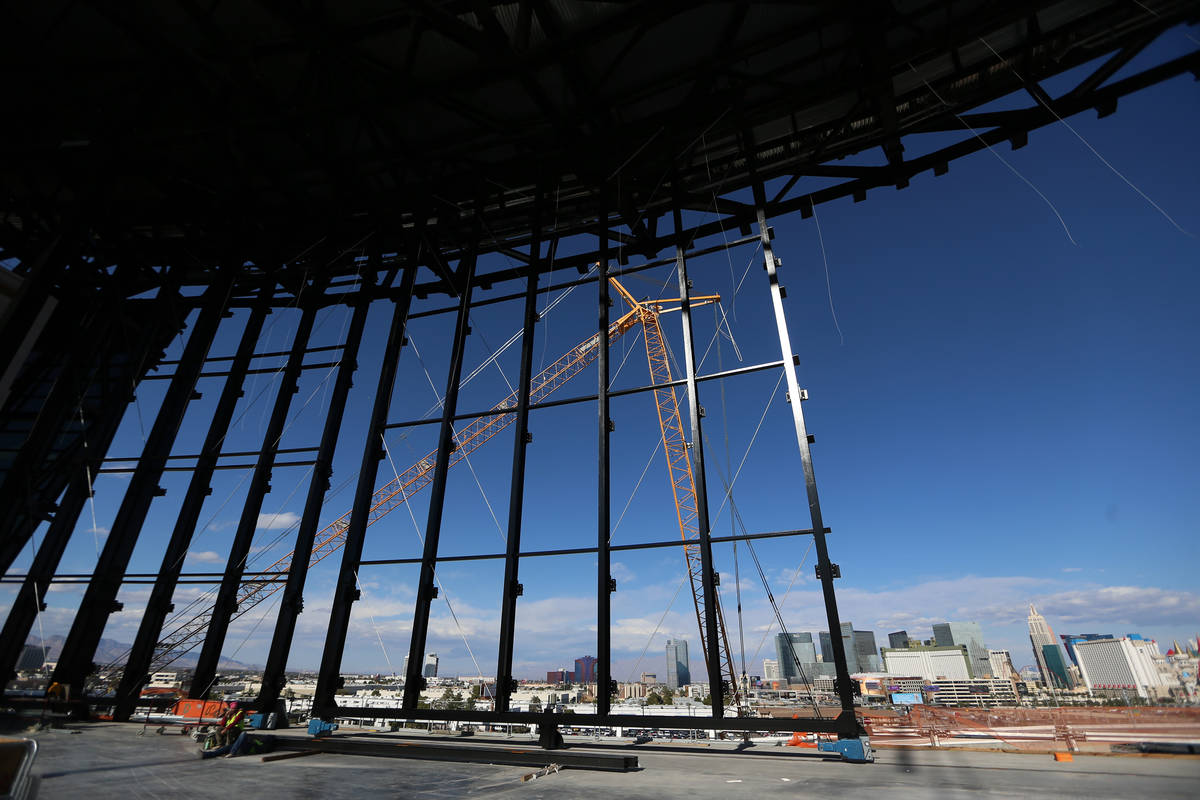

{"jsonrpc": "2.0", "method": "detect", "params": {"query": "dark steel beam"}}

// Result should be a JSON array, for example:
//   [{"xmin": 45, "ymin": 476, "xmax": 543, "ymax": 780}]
[
  {"xmin": 274, "ymin": 736, "xmax": 639, "ymax": 771},
  {"xmin": 596, "ymin": 189, "xmax": 613, "ymax": 718},
  {"xmin": 494, "ymin": 210, "xmax": 542, "ymax": 713},
  {"xmin": 50, "ymin": 278, "xmax": 230, "ymax": 693},
  {"xmin": 188, "ymin": 300, "xmax": 317, "ymax": 699},
  {"xmin": 671, "ymin": 201, "xmax": 723, "ymax": 718},
  {"xmin": 750, "ymin": 178, "xmax": 857, "ymax": 732},
  {"xmin": 308, "ymin": 705, "xmax": 862, "ymax": 737},
  {"xmin": 111, "ymin": 286, "xmax": 274, "ymax": 720},
  {"xmin": 0, "ymin": 477, "xmax": 89, "ymax": 689},
  {"xmin": 257, "ymin": 271, "xmax": 375, "ymax": 712},
  {"xmin": 3, "ymin": 527, "xmax": 828, "ymax": 586},
  {"xmin": 386, "ymin": 355, "xmax": 788, "ymax": 429},
  {"xmin": 313, "ymin": 266, "xmax": 418, "ymax": 712},
  {"xmin": 0, "ymin": 233, "xmax": 76, "ymax": 407},
  {"xmin": 0, "ymin": 305, "xmax": 122, "ymax": 574},
  {"xmin": 0, "ymin": 300, "xmax": 166, "ymax": 656},
  {"xmin": 402, "ymin": 247, "xmax": 478, "ymax": 712}
]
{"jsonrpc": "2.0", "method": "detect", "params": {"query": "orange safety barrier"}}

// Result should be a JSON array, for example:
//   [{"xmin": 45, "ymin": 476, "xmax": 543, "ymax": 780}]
[
  {"xmin": 170, "ymin": 698, "xmax": 229, "ymax": 721},
  {"xmin": 784, "ymin": 732, "xmax": 818, "ymax": 748}
]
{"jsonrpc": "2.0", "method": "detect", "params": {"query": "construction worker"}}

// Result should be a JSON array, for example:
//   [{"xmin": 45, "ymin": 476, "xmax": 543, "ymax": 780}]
[
  {"xmin": 214, "ymin": 701, "xmax": 245, "ymax": 748},
  {"xmin": 201, "ymin": 731, "xmax": 276, "ymax": 760}
]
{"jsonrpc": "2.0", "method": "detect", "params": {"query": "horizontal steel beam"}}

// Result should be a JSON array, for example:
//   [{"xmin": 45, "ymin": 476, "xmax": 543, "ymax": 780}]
[
  {"xmin": 359, "ymin": 526, "xmax": 829, "ymax": 566},
  {"xmin": 0, "ymin": 527, "xmax": 828, "ymax": 583},
  {"xmin": 385, "ymin": 357, "xmax": 791, "ymax": 430}
]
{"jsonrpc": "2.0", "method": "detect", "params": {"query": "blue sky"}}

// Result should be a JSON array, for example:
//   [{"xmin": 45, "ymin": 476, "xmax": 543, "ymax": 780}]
[{"xmin": 4, "ymin": 35, "xmax": 1198, "ymax": 682}]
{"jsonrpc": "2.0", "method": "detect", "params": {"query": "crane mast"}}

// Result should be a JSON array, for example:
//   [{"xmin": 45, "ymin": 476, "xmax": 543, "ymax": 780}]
[
  {"xmin": 128, "ymin": 277, "xmax": 741, "ymax": 712},
  {"xmin": 612, "ymin": 282, "xmax": 741, "ymax": 708}
]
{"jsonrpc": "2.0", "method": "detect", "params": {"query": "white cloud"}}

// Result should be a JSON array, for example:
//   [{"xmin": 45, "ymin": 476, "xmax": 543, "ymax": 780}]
[
  {"xmin": 1035, "ymin": 585, "xmax": 1200, "ymax": 626},
  {"xmin": 256, "ymin": 511, "xmax": 302, "ymax": 530},
  {"xmin": 611, "ymin": 561, "xmax": 636, "ymax": 585},
  {"xmin": 1062, "ymin": 567, "xmax": 1083, "ymax": 573},
  {"xmin": 188, "ymin": 550, "xmax": 223, "ymax": 564}
]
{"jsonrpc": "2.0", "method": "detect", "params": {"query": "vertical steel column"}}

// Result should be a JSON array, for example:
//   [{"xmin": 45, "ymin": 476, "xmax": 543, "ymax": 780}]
[
  {"xmin": 51, "ymin": 280, "xmax": 230, "ymax": 694},
  {"xmin": 596, "ymin": 192, "xmax": 613, "ymax": 718},
  {"xmin": 494, "ymin": 221, "xmax": 542, "ymax": 713},
  {"xmin": 402, "ymin": 251, "xmax": 477, "ymax": 711},
  {"xmin": 257, "ymin": 274, "xmax": 374, "ymax": 712},
  {"xmin": 0, "ymin": 477, "xmax": 89, "ymax": 688},
  {"xmin": 314, "ymin": 267, "xmax": 416, "ymax": 713},
  {"xmin": 0, "ymin": 304, "xmax": 121, "ymax": 574},
  {"xmin": 112, "ymin": 287, "xmax": 274, "ymax": 719},
  {"xmin": 671, "ymin": 203, "xmax": 724, "ymax": 719},
  {"xmin": 188, "ymin": 301, "xmax": 317, "ymax": 699},
  {"xmin": 0, "ymin": 305, "xmax": 170, "ymax": 688},
  {"xmin": 751, "ymin": 184, "xmax": 857, "ymax": 731}
]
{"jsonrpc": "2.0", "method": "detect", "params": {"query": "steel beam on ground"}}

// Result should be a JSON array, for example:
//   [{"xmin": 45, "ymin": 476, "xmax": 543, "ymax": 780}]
[
  {"xmin": 188, "ymin": 300, "xmax": 317, "ymax": 699},
  {"xmin": 313, "ymin": 266, "xmax": 417, "ymax": 713},
  {"xmin": 112, "ymin": 287, "xmax": 274, "ymax": 719},
  {"xmin": 672, "ymin": 203, "xmax": 723, "ymax": 718},
  {"xmin": 257, "ymin": 272, "xmax": 374, "ymax": 712},
  {"xmin": 275, "ymin": 736, "xmax": 639, "ymax": 771},
  {"xmin": 51, "ymin": 279, "xmax": 230, "ymax": 693},
  {"xmin": 494, "ymin": 212, "xmax": 542, "ymax": 713},
  {"xmin": 309, "ymin": 705, "xmax": 862, "ymax": 737},
  {"xmin": 402, "ymin": 248, "xmax": 478, "ymax": 712}
]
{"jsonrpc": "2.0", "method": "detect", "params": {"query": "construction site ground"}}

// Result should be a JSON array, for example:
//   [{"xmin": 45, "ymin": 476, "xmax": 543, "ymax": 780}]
[{"xmin": 8, "ymin": 718, "xmax": 1199, "ymax": 799}]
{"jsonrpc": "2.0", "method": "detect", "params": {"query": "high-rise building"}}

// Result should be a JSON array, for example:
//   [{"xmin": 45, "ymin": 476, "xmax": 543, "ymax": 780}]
[
  {"xmin": 1027, "ymin": 604, "xmax": 1068, "ymax": 688},
  {"xmin": 881, "ymin": 644, "xmax": 972, "ymax": 681},
  {"xmin": 988, "ymin": 649, "xmax": 1017, "ymax": 680},
  {"xmin": 1060, "ymin": 633, "xmax": 1114, "ymax": 667},
  {"xmin": 665, "ymin": 640, "xmax": 690, "ymax": 689},
  {"xmin": 762, "ymin": 659, "xmax": 780, "ymax": 681},
  {"xmin": 933, "ymin": 621, "xmax": 991, "ymax": 678},
  {"xmin": 818, "ymin": 622, "xmax": 880, "ymax": 673},
  {"xmin": 774, "ymin": 632, "xmax": 817, "ymax": 682},
  {"xmin": 423, "ymin": 653, "xmax": 439, "ymax": 678},
  {"xmin": 854, "ymin": 630, "xmax": 882, "ymax": 672},
  {"xmin": 574, "ymin": 655, "xmax": 598, "ymax": 684},
  {"xmin": 1075, "ymin": 637, "xmax": 1171, "ymax": 699},
  {"xmin": 1041, "ymin": 644, "xmax": 1074, "ymax": 688},
  {"xmin": 16, "ymin": 645, "xmax": 46, "ymax": 671},
  {"xmin": 547, "ymin": 669, "xmax": 568, "ymax": 683},
  {"xmin": 888, "ymin": 631, "xmax": 910, "ymax": 650}
]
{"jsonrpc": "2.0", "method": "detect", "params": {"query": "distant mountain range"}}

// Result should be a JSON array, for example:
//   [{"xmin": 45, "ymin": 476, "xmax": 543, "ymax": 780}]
[{"xmin": 26, "ymin": 634, "xmax": 259, "ymax": 671}]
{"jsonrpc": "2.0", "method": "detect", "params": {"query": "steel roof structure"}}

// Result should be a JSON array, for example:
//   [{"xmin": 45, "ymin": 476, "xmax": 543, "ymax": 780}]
[
  {"xmin": 2, "ymin": 1, "xmax": 1197, "ymax": 294},
  {"xmin": 1, "ymin": 0, "xmax": 1197, "ymax": 751}
]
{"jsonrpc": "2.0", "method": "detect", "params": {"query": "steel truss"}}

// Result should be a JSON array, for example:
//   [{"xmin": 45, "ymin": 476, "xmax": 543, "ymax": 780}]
[{"xmin": 0, "ymin": 1, "xmax": 1196, "ymax": 747}]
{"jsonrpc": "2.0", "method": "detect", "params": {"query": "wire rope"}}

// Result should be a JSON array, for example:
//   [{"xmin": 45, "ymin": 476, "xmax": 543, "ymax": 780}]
[{"xmin": 380, "ymin": 434, "xmax": 486, "ymax": 681}]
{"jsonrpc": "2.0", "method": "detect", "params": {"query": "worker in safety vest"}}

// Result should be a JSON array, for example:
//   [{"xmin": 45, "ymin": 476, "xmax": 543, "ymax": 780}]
[{"xmin": 215, "ymin": 701, "xmax": 245, "ymax": 747}]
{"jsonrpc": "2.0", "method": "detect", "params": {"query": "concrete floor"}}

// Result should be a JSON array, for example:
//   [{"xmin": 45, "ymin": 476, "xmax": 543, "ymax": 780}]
[{"xmin": 14, "ymin": 721, "xmax": 1200, "ymax": 799}]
